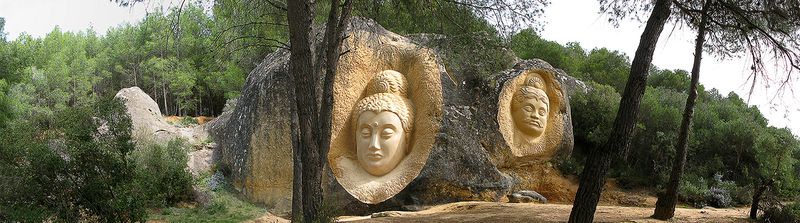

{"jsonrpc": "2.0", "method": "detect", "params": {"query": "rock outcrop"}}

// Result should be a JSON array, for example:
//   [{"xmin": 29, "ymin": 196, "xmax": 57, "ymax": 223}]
[
  {"xmin": 114, "ymin": 87, "xmax": 178, "ymax": 142},
  {"xmin": 115, "ymin": 87, "xmax": 216, "ymax": 178},
  {"xmin": 208, "ymin": 18, "xmax": 578, "ymax": 215},
  {"xmin": 206, "ymin": 49, "xmax": 295, "ymax": 214}
]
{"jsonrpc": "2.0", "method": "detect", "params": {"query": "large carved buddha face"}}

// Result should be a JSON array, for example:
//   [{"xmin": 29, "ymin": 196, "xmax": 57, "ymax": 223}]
[
  {"xmin": 356, "ymin": 111, "xmax": 408, "ymax": 176},
  {"xmin": 512, "ymin": 86, "xmax": 549, "ymax": 138},
  {"xmin": 349, "ymin": 70, "xmax": 414, "ymax": 176}
]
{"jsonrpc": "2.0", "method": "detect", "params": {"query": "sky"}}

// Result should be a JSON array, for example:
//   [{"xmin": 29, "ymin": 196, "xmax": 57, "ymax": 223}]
[
  {"xmin": 0, "ymin": 0, "xmax": 797, "ymax": 134},
  {"xmin": 539, "ymin": 0, "xmax": 799, "ymax": 135}
]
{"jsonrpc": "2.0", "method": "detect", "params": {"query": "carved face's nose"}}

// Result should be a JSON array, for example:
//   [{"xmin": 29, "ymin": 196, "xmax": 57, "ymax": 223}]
[{"xmin": 369, "ymin": 134, "xmax": 381, "ymax": 151}]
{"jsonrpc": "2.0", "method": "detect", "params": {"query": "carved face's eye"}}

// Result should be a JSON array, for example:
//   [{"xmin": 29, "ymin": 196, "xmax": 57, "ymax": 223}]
[
  {"xmin": 523, "ymin": 105, "xmax": 534, "ymax": 112},
  {"xmin": 360, "ymin": 127, "xmax": 371, "ymax": 137},
  {"xmin": 538, "ymin": 107, "xmax": 547, "ymax": 116},
  {"xmin": 381, "ymin": 127, "xmax": 395, "ymax": 138}
]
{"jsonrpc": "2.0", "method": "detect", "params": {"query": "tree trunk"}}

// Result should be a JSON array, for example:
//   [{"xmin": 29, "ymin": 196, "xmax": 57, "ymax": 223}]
[
  {"xmin": 163, "ymin": 84, "xmax": 168, "ymax": 116},
  {"xmin": 291, "ymin": 89, "xmax": 303, "ymax": 223},
  {"xmin": 750, "ymin": 178, "xmax": 774, "ymax": 219},
  {"xmin": 653, "ymin": 1, "xmax": 710, "ymax": 219},
  {"xmin": 568, "ymin": 0, "xmax": 673, "ymax": 222},
  {"xmin": 316, "ymin": 0, "xmax": 353, "ymax": 189},
  {"xmin": 287, "ymin": 0, "xmax": 320, "ymax": 222}
]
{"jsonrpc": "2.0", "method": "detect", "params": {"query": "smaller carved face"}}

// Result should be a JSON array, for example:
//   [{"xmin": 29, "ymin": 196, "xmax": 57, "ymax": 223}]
[
  {"xmin": 512, "ymin": 95, "xmax": 549, "ymax": 138},
  {"xmin": 356, "ymin": 111, "xmax": 407, "ymax": 176}
]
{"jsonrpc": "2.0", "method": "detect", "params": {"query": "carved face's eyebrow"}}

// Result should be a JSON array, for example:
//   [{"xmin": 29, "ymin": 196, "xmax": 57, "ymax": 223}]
[{"xmin": 382, "ymin": 123, "xmax": 397, "ymax": 130}]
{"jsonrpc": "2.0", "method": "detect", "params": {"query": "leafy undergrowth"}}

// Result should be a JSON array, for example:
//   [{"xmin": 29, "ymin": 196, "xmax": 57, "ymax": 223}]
[{"xmin": 147, "ymin": 171, "xmax": 266, "ymax": 222}]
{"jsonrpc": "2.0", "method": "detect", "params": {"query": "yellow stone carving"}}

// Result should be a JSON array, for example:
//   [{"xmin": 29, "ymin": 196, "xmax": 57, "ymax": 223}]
[
  {"xmin": 328, "ymin": 30, "xmax": 443, "ymax": 204},
  {"xmin": 498, "ymin": 70, "xmax": 565, "ymax": 160},
  {"xmin": 352, "ymin": 70, "xmax": 414, "ymax": 176}
]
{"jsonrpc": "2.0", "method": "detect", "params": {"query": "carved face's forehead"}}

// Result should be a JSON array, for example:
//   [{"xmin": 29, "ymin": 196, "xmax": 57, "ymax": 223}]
[{"xmin": 358, "ymin": 111, "xmax": 402, "ymax": 128}]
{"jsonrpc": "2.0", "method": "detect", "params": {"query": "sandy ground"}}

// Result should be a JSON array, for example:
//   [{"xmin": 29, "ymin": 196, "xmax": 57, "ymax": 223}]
[{"xmin": 335, "ymin": 201, "xmax": 754, "ymax": 223}]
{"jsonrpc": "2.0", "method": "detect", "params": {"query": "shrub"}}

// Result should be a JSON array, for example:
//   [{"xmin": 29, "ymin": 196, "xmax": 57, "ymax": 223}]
[
  {"xmin": 0, "ymin": 97, "xmax": 146, "ymax": 222},
  {"xmin": 131, "ymin": 138, "xmax": 194, "ymax": 207},
  {"xmin": 553, "ymin": 155, "xmax": 582, "ymax": 176},
  {"xmin": 717, "ymin": 178, "xmax": 752, "ymax": 206},
  {"xmin": 761, "ymin": 202, "xmax": 800, "ymax": 223},
  {"xmin": 570, "ymin": 82, "xmax": 620, "ymax": 150},
  {"xmin": 705, "ymin": 186, "xmax": 733, "ymax": 208},
  {"xmin": 179, "ymin": 116, "xmax": 198, "ymax": 126},
  {"xmin": 679, "ymin": 177, "xmax": 709, "ymax": 207},
  {"xmin": 678, "ymin": 173, "xmax": 751, "ymax": 208}
]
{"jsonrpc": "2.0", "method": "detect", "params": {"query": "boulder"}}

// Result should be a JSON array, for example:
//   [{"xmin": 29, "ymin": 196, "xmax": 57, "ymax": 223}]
[
  {"xmin": 208, "ymin": 17, "xmax": 577, "ymax": 215},
  {"xmin": 114, "ymin": 87, "xmax": 178, "ymax": 142},
  {"xmin": 507, "ymin": 190, "xmax": 548, "ymax": 203},
  {"xmin": 206, "ymin": 48, "xmax": 294, "ymax": 214}
]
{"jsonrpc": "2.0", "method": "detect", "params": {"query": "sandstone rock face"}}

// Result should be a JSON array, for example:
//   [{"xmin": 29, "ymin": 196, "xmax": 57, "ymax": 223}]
[
  {"xmin": 208, "ymin": 18, "xmax": 577, "ymax": 215},
  {"xmin": 206, "ymin": 49, "xmax": 295, "ymax": 214},
  {"xmin": 114, "ymin": 87, "xmax": 178, "ymax": 142}
]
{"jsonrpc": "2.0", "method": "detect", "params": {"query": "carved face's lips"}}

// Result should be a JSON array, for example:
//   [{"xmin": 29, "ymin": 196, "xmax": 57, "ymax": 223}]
[
  {"xmin": 525, "ymin": 119, "xmax": 543, "ymax": 128},
  {"xmin": 367, "ymin": 153, "xmax": 383, "ymax": 160}
]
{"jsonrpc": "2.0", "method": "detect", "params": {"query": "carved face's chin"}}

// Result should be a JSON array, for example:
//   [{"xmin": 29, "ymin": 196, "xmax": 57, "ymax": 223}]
[
  {"xmin": 516, "ymin": 125, "xmax": 542, "ymax": 138},
  {"xmin": 362, "ymin": 161, "xmax": 391, "ymax": 176},
  {"xmin": 525, "ymin": 126, "xmax": 544, "ymax": 137}
]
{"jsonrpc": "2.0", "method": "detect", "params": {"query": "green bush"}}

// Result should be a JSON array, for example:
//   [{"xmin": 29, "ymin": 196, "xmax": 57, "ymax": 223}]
[
  {"xmin": 131, "ymin": 138, "xmax": 194, "ymax": 207},
  {"xmin": 761, "ymin": 202, "xmax": 800, "ymax": 223},
  {"xmin": 677, "ymin": 173, "xmax": 751, "ymax": 208},
  {"xmin": 147, "ymin": 171, "xmax": 265, "ymax": 222},
  {"xmin": 570, "ymin": 82, "xmax": 620, "ymax": 150},
  {"xmin": 553, "ymin": 154, "xmax": 582, "ymax": 176},
  {"xmin": 179, "ymin": 116, "xmax": 199, "ymax": 126},
  {"xmin": 679, "ymin": 176, "xmax": 710, "ymax": 207},
  {"xmin": 717, "ymin": 178, "xmax": 752, "ymax": 206},
  {"xmin": 0, "ymin": 97, "xmax": 146, "ymax": 222}
]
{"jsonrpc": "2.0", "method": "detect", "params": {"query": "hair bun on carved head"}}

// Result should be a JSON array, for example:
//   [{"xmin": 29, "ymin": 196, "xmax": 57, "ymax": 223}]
[
  {"xmin": 513, "ymin": 74, "xmax": 550, "ymax": 108},
  {"xmin": 525, "ymin": 75, "xmax": 545, "ymax": 90},
  {"xmin": 366, "ymin": 70, "xmax": 408, "ymax": 98},
  {"xmin": 352, "ymin": 70, "xmax": 414, "ymax": 134}
]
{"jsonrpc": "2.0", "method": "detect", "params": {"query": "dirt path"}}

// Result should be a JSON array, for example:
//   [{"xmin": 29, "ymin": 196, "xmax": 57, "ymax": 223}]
[{"xmin": 336, "ymin": 201, "xmax": 753, "ymax": 223}]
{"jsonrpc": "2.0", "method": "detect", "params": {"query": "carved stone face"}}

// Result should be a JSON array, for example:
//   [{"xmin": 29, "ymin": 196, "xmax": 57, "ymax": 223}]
[
  {"xmin": 356, "ymin": 110, "xmax": 407, "ymax": 176},
  {"xmin": 512, "ymin": 95, "xmax": 548, "ymax": 138}
]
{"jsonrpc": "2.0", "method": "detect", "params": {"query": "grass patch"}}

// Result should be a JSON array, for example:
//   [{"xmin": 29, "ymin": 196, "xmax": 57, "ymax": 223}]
[{"xmin": 147, "ymin": 171, "xmax": 265, "ymax": 222}]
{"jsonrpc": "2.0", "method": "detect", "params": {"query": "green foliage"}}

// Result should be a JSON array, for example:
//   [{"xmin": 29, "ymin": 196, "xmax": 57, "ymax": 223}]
[
  {"xmin": 676, "ymin": 173, "xmax": 744, "ymax": 208},
  {"xmin": 0, "ymin": 80, "xmax": 11, "ymax": 128},
  {"xmin": 1, "ymin": 2, "xmax": 256, "ymax": 117},
  {"xmin": 178, "ymin": 116, "xmax": 200, "ymax": 127},
  {"xmin": 0, "ymin": 97, "xmax": 145, "ymax": 222},
  {"xmin": 509, "ymin": 29, "xmax": 631, "ymax": 93},
  {"xmin": 433, "ymin": 32, "xmax": 516, "ymax": 89},
  {"xmin": 554, "ymin": 153, "xmax": 583, "ymax": 176},
  {"xmin": 547, "ymin": 23, "xmax": 800, "ymax": 200},
  {"xmin": 147, "ymin": 171, "xmax": 265, "ymax": 223},
  {"xmin": 131, "ymin": 138, "xmax": 194, "ymax": 208},
  {"xmin": 579, "ymin": 48, "xmax": 630, "ymax": 92},
  {"xmin": 613, "ymin": 87, "xmax": 684, "ymax": 188},
  {"xmin": 678, "ymin": 175, "xmax": 710, "ymax": 207},
  {"xmin": 0, "ymin": 17, "xmax": 5, "ymax": 41},
  {"xmin": 510, "ymin": 29, "xmax": 585, "ymax": 74},
  {"xmin": 570, "ymin": 82, "xmax": 620, "ymax": 149},
  {"xmin": 648, "ymin": 69, "xmax": 691, "ymax": 93}
]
